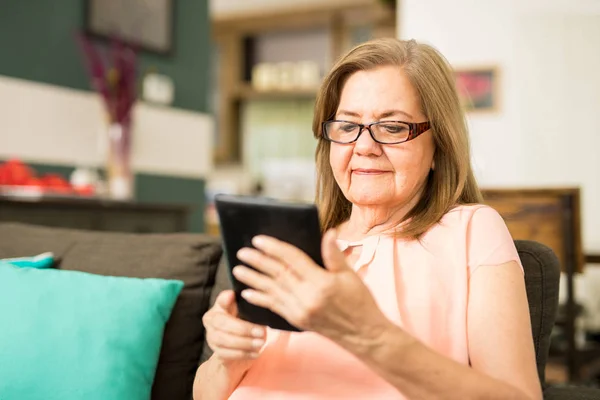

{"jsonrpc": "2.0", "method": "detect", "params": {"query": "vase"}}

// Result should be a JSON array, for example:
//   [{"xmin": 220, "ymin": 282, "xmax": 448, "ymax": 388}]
[{"xmin": 105, "ymin": 121, "xmax": 134, "ymax": 200}]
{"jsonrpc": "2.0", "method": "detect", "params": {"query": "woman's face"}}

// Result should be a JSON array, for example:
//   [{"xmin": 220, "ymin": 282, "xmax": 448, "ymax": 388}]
[{"xmin": 329, "ymin": 66, "xmax": 435, "ymax": 209}]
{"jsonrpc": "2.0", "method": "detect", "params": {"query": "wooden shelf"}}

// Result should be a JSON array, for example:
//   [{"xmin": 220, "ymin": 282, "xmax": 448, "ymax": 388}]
[
  {"xmin": 234, "ymin": 84, "xmax": 319, "ymax": 100},
  {"xmin": 0, "ymin": 196, "xmax": 191, "ymax": 233},
  {"xmin": 211, "ymin": 1, "xmax": 397, "ymax": 165},
  {"xmin": 586, "ymin": 254, "xmax": 600, "ymax": 264},
  {"xmin": 212, "ymin": 0, "xmax": 389, "ymax": 33}
]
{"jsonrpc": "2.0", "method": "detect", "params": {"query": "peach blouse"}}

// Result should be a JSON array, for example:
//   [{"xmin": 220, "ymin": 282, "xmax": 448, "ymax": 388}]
[{"xmin": 229, "ymin": 205, "xmax": 522, "ymax": 399}]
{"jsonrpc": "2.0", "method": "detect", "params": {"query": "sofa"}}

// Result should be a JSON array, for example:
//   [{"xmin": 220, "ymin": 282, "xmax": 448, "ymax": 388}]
[{"xmin": 0, "ymin": 222, "xmax": 597, "ymax": 400}]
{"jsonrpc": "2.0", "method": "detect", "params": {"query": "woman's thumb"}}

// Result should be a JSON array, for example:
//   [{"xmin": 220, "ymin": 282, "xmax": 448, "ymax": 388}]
[
  {"xmin": 215, "ymin": 290, "xmax": 237, "ymax": 314},
  {"xmin": 322, "ymin": 229, "xmax": 349, "ymax": 272}
]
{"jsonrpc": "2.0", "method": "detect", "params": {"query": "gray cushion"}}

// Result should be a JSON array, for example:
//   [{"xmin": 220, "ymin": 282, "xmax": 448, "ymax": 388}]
[
  {"xmin": 0, "ymin": 222, "xmax": 222, "ymax": 400},
  {"xmin": 516, "ymin": 240, "xmax": 561, "ymax": 384}
]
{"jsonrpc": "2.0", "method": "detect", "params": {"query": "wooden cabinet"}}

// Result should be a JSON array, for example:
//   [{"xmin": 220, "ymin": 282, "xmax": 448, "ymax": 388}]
[
  {"xmin": 0, "ymin": 196, "xmax": 191, "ymax": 233},
  {"xmin": 481, "ymin": 187, "xmax": 584, "ymax": 273}
]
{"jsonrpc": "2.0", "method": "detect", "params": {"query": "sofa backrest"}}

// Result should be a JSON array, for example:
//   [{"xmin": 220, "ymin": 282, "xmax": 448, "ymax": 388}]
[
  {"xmin": 515, "ymin": 240, "xmax": 561, "ymax": 384},
  {"xmin": 0, "ymin": 222, "xmax": 223, "ymax": 400}
]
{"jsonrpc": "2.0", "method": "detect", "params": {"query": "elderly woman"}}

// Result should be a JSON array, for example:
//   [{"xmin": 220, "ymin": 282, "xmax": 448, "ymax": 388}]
[{"xmin": 194, "ymin": 38, "xmax": 542, "ymax": 400}]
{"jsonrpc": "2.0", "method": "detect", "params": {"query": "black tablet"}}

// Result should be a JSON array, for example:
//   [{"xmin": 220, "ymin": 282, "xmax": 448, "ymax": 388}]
[{"xmin": 214, "ymin": 194, "xmax": 324, "ymax": 332}]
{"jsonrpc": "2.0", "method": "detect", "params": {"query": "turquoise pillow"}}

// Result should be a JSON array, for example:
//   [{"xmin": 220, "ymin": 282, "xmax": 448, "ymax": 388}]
[
  {"xmin": 2, "ymin": 252, "xmax": 55, "ymax": 269},
  {"xmin": 0, "ymin": 262, "xmax": 184, "ymax": 400}
]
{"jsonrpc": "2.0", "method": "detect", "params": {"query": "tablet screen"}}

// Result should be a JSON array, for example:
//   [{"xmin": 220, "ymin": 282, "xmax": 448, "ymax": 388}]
[{"xmin": 215, "ymin": 194, "xmax": 323, "ymax": 331}]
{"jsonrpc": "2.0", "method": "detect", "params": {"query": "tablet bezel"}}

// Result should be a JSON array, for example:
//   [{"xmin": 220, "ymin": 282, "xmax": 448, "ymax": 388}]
[{"xmin": 215, "ymin": 194, "xmax": 324, "ymax": 332}]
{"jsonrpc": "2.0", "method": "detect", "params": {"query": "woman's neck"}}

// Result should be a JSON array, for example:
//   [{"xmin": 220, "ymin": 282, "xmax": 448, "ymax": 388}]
[
  {"xmin": 336, "ymin": 183, "xmax": 427, "ymax": 241},
  {"xmin": 338, "ymin": 202, "xmax": 413, "ymax": 241}
]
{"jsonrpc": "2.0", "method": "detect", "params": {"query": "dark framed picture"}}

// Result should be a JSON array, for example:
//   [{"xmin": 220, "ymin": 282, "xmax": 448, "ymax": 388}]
[
  {"xmin": 454, "ymin": 67, "xmax": 499, "ymax": 112},
  {"xmin": 85, "ymin": 0, "xmax": 175, "ymax": 55}
]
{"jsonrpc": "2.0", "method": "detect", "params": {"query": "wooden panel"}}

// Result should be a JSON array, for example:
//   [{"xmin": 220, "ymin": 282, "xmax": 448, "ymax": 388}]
[
  {"xmin": 481, "ymin": 188, "xmax": 584, "ymax": 273},
  {"xmin": 0, "ymin": 204, "xmax": 95, "ymax": 231},
  {"xmin": 214, "ymin": 33, "xmax": 243, "ymax": 164},
  {"xmin": 0, "ymin": 197, "xmax": 190, "ymax": 234},
  {"xmin": 212, "ymin": 1, "xmax": 368, "ymax": 35},
  {"xmin": 586, "ymin": 254, "xmax": 600, "ymax": 264}
]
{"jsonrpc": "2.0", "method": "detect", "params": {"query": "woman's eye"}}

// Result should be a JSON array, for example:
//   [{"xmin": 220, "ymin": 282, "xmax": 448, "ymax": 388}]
[
  {"xmin": 340, "ymin": 124, "xmax": 358, "ymax": 132},
  {"xmin": 381, "ymin": 124, "xmax": 407, "ymax": 134}
]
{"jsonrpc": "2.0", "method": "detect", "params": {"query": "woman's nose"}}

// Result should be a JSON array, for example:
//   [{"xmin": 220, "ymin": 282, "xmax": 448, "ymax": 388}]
[{"xmin": 353, "ymin": 127, "xmax": 383, "ymax": 156}]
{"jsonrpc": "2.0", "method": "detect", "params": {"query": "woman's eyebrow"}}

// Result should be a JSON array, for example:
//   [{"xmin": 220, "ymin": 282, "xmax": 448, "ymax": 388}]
[
  {"xmin": 336, "ymin": 110, "xmax": 361, "ymax": 118},
  {"xmin": 378, "ymin": 110, "xmax": 414, "ymax": 119},
  {"xmin": 336, "ymin": 109, "xmax": 414, "ymax": 119}
]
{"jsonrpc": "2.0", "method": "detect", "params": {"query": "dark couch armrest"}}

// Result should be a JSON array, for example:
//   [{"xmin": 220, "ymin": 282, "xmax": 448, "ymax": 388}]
[
  {"xmin": 543, "ymin": 385, "xmax": 600, "ymax": 400},
  {"xmin": 200, "ymin": 256, "xmax": 232, "ymax": 363}
]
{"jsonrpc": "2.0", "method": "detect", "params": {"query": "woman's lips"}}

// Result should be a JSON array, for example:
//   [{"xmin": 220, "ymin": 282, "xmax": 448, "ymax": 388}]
[{"xmin": 352, "ymin": 169, "xmax": 389, "ymax": 175}]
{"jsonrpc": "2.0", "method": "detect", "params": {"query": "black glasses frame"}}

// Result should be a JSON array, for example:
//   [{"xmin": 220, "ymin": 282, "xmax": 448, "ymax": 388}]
[{"xmin": 321, "ymin": 120, "xmax": 431, "ymax": 144}]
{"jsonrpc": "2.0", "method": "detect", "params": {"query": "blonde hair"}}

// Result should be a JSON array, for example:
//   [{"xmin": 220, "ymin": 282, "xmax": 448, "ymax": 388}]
[{"xmin": 313, "ymin": 38, "xmax": 482, "ymax": 239}]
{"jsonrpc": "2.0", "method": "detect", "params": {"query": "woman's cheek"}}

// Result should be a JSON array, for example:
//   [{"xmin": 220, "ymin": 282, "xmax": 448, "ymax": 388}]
[{"xmin": 329, "ymin": 149, "xmax": 350, "ymax": 184}]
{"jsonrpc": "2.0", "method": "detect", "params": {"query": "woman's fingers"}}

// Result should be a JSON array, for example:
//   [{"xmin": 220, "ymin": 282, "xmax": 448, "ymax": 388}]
[
  {"xmin": 203, "ymin": 289, "xmax": 269, "ymax": 362},
  {"xmin": 241, "ymin": 288, "xmax": 306, "ymax": 329},
  {"xmin": 208, "ymin": 311, "xmax": 266, "ymax": 338},
  {"xmin": 212, "ymin": 347, "xmax": 260, "ymax": 361},
  {"xmin": 240, "ymin": 289, "xmax": 277, "ymax": 312},
  {"xmin": 206, "ymin": 329, "xmax": 265, "ymax": 353},
  {"xmin": 204, "ymin": 311, "xmax": 267, "ymax": 361},
  {"xmin": 245, "ymin": 235, "xmax": 324, "ymax": 280},
  {"xmin": 236, "ymin": 247, "xmax": 300, "ymax": 282},
  {"xmin": 232, "ymin": 264, "xmax": 292, "ymax": 293}
]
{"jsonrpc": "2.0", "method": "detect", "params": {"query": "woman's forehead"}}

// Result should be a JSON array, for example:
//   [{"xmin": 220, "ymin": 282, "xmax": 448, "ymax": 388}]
[{"xmin": 336, "ymin": 67, "xmax": 422, "ymax": 119}]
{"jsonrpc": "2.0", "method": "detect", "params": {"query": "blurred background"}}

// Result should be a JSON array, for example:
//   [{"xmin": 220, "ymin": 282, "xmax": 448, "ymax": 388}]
[{"xmin": 1, "ymin": 0, "xmax": 599, "ymax": 388}]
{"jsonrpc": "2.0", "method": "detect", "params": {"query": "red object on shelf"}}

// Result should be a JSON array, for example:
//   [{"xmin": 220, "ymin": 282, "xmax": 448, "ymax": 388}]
[
  {"xmin": 74, "ymin": 185, "xmax": 95, "ymax": 196},
  {"xmin": 0, "ymin": 159, "xmax": 94, "ymax": 196},
  {"xmin": 41, "ymin": 174, "xmax": 72, "ymax": 193},
  {"xmin": 0, "ymin": 159, "xmax": 35, "ymax": 186}
]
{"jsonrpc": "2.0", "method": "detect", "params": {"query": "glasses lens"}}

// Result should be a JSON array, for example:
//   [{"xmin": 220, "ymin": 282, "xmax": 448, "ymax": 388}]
[
  {"xmin": 324, "ymin": 121, "xmax": 360, "ymax": 143},
  {"xmin": 371, "ymin": 122, "xmax": 410, "ymax": 143}
]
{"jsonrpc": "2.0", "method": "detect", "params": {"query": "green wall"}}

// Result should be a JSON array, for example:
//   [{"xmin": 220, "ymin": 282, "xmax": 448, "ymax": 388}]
[
  {"xmin": 136, "ymin": 173, "xmax": 205, "ymax": 233},
  {"xmin": 0, "ymin": 0, "xmax": 210, "ymax": 113},
  {"xmin": 0, "ymin": 1, "xmax": 211, "ymax": 232}
]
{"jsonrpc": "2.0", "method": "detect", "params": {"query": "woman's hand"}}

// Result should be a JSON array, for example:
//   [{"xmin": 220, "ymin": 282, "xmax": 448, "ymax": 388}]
[
  {"xmin": 202, "ymin": 290, "xmax": 267, "ymax": 371},
  {"xmin": 233, "ymin": 229, "xmax": 391, "ymax": 349}
]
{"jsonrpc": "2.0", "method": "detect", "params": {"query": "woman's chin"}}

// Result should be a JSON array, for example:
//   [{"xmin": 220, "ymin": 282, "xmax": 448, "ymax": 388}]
[{"xmin": 347, "ymin": 194, "xmax": 391, "ymax": 207}]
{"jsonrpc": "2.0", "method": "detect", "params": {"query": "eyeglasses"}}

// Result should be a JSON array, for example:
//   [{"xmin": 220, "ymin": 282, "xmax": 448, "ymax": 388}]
[{"xmin": 321, "ymin": 120, "xmax": 431, "ymax": 144}]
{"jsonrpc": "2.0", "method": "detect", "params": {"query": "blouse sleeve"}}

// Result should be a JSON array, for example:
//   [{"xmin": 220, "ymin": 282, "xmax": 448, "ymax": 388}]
[{"xmin": 466, "ymin": 206, "xmax": 523, "ymax": 276}]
